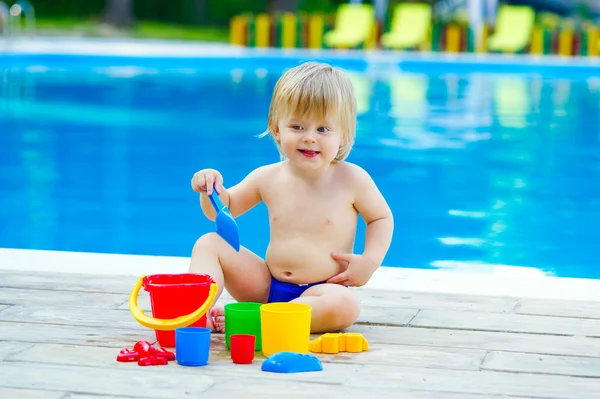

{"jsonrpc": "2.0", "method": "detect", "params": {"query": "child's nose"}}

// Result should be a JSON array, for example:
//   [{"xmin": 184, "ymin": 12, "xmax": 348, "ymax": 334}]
[{"xmin": 303, "ymin": 131, "xmax": 317, "ymax": 143}]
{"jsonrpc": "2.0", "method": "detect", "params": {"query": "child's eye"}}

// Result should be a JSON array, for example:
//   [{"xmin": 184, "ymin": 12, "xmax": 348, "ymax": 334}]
[
  {"xmin": 317, "ymin": 127, "xmax": 329, "ymax": 133},
  {"xmin": 291, "ymin": 125, "xmax": 302, "ymax": 130}
]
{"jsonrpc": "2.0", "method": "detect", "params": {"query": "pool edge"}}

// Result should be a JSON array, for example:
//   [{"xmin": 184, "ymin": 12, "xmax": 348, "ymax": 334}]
[{"xmin": 1, "ymin": 247, "xmax": 598, "ymax": 302}]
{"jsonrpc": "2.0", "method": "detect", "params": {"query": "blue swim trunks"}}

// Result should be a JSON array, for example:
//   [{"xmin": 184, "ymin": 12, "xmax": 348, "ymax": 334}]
[{"xmin": 267, "ymin": 276, "xmax": 326, "ymax": 303}]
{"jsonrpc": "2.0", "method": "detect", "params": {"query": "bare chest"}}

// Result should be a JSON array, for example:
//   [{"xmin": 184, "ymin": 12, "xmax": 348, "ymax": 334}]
[{"xmin": 265, "ymin": 186, "xmax": 356, "ymax": 232}]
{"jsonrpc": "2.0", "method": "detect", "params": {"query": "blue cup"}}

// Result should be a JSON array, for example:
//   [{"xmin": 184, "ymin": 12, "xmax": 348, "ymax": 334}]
[{"xmin": 175, "ymin": 327, "xmax": 211, "ymax": 367}]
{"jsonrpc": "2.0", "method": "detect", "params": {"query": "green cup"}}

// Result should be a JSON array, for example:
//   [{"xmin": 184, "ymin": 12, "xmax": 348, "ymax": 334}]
[{"xmin": 224, "ymin": 302, "xmax": 262, "ymax": 350}]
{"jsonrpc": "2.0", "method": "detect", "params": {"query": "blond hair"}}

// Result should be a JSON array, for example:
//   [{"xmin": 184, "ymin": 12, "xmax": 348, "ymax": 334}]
[{"xmin": 260, "ymin": 62, "xmax": 357, "ymax": 162}]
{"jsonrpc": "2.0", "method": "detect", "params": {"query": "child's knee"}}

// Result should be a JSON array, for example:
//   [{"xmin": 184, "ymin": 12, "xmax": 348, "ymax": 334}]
[
  {"xmin": 192, "ymin": 232, "xmax": 222, "ymax": 253},
  {"xmin": 328, "ymin": 292, "xmax": 360, "ymax": 329},
  {"xmin": 340, "ymin": 293, "xmax": 361, "ymax": 326}
]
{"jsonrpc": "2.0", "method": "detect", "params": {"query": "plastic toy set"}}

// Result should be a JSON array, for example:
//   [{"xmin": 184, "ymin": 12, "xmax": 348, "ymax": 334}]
[
  {"xmin": 122, "ymin": 196, "xmax": 367, "ymax": 371},
  {"xmin": 123, "ymin": 272, "xmax": 369, "ymax": 372}
]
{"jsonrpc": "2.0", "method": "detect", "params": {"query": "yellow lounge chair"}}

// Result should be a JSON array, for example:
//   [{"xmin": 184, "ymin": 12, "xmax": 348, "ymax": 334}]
[
  {"xmin": 487, "ymin": 5, "xmax": 536, "ymax": 53},
  {"xmin": 380, "ymin": 2, "xmax": 432, "ymax": 50},
  {"xmin": 323, "ymin": 3, "xmax": 375, "ymax": 49}
]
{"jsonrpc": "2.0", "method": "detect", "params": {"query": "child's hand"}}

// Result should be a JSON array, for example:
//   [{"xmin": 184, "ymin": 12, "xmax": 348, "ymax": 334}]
[
  {"xmin": 326, "ymin": 252, "xmax": 378, "ymax": 287},
  {"xmin": 191, "ymin": 169, "xmax": 225, "ymax": 195}
]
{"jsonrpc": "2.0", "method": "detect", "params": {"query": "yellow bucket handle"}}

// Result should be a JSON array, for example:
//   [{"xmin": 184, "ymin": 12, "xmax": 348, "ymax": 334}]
[{"xmin": 128, "ymin": 275, "xmax": 219, "ymax": 331}]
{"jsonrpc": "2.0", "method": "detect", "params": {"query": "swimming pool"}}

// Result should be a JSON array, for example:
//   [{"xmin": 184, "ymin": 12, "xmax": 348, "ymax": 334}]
[{"xmin": 1, "ymin": 40, "xmax": 599, "ymax": 279}]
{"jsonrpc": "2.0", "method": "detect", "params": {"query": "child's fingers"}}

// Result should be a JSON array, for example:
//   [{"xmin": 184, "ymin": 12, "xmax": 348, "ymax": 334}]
[
  {"xmin": 205, "ymin": 175, "xmax": 214, "ymax": 195},
  {"xmin": 216, "ymin": 181, "xmax": 225, "ymax": 195},
  {"xmin": 191, "ymin": 175, "xmax": 203, "ymax": 192},
  {"xmin": 214, "ymin": 176, "xmax": 225, "ymax": 195},
  {"xmin": 326, "ymin": 271, "xmax": 349, "ymax": 285}
]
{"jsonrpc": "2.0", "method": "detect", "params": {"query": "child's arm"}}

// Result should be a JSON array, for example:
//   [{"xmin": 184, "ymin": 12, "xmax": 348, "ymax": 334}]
[
  {"xmin": 199, "ymin": 165, "xmax": 269, "ymax": 220},
  {"xmin": 328, "ymin": 165, "xmax": 394, "ymax": 287},
  {"xmin": 352, "ymin": 167, "xmax": 394, "ymax": 270}
]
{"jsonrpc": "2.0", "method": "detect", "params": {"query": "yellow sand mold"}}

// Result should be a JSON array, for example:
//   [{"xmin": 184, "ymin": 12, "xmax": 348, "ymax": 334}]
[{"xmin": 309, "ymin": 332, "xmax": 369, "ymax": 354}]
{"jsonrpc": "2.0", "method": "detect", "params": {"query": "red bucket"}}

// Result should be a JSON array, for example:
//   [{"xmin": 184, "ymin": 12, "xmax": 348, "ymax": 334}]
[{"xmin": 142, "ymin": 273, "xmax": 215, "ymax": 347}]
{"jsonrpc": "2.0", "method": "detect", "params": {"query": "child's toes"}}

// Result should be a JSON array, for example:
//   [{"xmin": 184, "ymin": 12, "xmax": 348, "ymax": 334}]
[
  {"xmin": 209, "ymin": 306, "xmax": 226, "ymax": 333},
  {"xmin": 214, "ymin": 317, "xmax": 225, "ymax": 333}
]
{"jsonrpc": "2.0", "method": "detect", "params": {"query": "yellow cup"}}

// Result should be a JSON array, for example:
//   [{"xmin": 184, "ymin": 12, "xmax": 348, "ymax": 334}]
[{"xmin": 260, "ymin": 302, "xmax": 312, "ymax": 357}]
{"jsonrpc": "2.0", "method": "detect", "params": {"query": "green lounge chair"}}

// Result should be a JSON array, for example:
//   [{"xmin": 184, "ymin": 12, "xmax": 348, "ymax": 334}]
[
  {"xmin": 380, "ymin": 3, "xmax": 432, "ymax": 50},
  {"xmin": 323, "ymin": 4, "xmax": 375, "ymax": 49},
  {"xmin": 487, "ymin": 5, "xmax": 536, "ymax": 53}
]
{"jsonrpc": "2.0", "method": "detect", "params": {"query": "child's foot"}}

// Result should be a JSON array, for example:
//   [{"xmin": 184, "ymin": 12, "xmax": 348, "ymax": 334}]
[{"xmin": 205, "ymin": 306, "xmax": 225, "ymax": 333}]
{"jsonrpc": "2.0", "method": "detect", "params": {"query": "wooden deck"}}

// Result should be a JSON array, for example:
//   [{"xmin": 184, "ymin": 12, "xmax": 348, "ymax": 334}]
[{"xmin": 1, "ymin": 269, "xmax": 600, "ymax": 399}]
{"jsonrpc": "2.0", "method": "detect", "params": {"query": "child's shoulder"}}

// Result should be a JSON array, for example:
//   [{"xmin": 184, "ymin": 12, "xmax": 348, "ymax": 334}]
[
  {"xmin": 246, "ymin": 161, "xmax": 284, "ymax": 181},
  {"xmin": 334, "ymin": 161, "xmax": 373, "ymax": 182}
]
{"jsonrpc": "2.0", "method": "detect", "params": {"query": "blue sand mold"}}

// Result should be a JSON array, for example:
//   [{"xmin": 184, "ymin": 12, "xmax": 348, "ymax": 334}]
[{"xmin": 261, "ymin": 352, "xmax": 323, "ymax": 373}]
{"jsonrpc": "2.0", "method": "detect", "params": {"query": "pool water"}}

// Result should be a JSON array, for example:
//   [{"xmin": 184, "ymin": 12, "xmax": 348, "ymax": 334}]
[{"xmin": 1, "ymin": 55, "xmax": 599, "ymax": 279}]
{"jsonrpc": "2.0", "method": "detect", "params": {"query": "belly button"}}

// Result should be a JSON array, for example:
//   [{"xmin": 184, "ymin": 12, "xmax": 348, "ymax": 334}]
[{"xmin": 283, "ymin": 271, "xmax": 292, "ymax": 277}]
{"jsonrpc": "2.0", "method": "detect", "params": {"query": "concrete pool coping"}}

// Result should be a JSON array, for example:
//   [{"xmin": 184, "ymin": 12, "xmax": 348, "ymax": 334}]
[
  {"xmin": 2, "ymin": 248, "xmax": 599, "ymax": 302},
  {"xmin": 2, "ymin": 36, "xmax": 600, "ymax": 70}
]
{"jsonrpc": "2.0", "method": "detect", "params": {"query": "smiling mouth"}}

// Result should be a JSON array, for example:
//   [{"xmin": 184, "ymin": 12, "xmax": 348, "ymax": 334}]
[{"xmin": 298, "ymin": 149, "xmax": 320, "ymax": 158}]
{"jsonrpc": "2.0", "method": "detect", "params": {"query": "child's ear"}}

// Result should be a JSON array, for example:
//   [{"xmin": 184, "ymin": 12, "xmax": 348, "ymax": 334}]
[{"xmin": 272, "ymin": 125, "xmax": 280, "ymax": 141}]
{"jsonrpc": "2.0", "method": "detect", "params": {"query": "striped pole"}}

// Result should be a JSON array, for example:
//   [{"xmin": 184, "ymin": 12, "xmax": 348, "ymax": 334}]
[
  {"xmin": 446, "ymin": 24, "xmax": 461, "ymax": 53},
  {"xmin": 255, "ymin": 13, "xmax": 271, "ymax": 47},
  {"xmin": 558, "ymin": 27, "xmax": 573, "ymax": 56},
  {"xmin": 281, "ymin": 13, "xmax": 297, "ymax": 48},
  {"xmin": 308, "ymin": 13, "xmax": 324, "ymax": 49},
  {"xmin": 530, "ymin": 26, "xmax": 543, "ymax": 54},
  {"xmin": 588, "ymin": 26, "xmax": 599, "ymax": 56},
  {"xmin": 476, "ymin": 23, "xmax": 488, "ymax": 53},
  {"xmin": 365, "ymin": 22, "xmax": 378, "ymax": 49},
  {"xmin": 229, "ymin": 15, "xmax": 247, "ymax": 46}
]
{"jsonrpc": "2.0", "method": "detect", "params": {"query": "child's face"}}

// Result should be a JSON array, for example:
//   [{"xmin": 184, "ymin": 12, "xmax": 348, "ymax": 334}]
[{"xmin": 275, "ymin": 113, "xmax": 344, "ymax": 170}]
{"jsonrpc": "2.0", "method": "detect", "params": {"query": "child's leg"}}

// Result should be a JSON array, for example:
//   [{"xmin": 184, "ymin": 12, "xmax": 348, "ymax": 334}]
[
  {"xmin": 293, "ymin": 284, "xmax": 360, "ymax": 333},
  {"xmin": 188, "ymin": 232, "xmax": 271, "ymax": 331}
]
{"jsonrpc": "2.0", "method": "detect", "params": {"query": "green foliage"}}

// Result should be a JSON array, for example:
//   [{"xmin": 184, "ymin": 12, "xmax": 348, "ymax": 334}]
[
  {"xmin": 297, "ymin": 0, "xmax": 343, "ymax": 13},
  {"xmin": 9, "ymin": 0, "xmax": 271, "ymax": 26},
  {"xmin": 6, "ymin": 0, "xmax": 105, "ymax": 18},
  {"xmin": 203, "ymin": 0, "xmax": 269, "ymax": 25}
]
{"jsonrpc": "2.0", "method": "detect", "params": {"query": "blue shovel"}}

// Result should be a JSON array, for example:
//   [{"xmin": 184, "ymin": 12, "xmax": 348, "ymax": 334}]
[{"xmin": 207, "ymin": 188, "xmax": 240, "ymax": 252}]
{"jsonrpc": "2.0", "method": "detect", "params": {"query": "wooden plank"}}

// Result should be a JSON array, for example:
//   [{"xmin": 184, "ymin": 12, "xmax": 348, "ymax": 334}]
[
  {"xmin": 65, "ymin": 396, "xmax": 149, "ymax": 399},
  {"xmin": 356, "ymin": 289, "xmax": 518, "ymax": 313},
  {"xmin": 515, "ymin": 299, "xmax": 600, "ymax": 320},
  {"xmin": 410, "ymin": 309, "xmax": 600, "ymax": 337},
  {"xmin": 0, "ymin": 321, "xmax": 153, "ymax": 348},
  {"xmin": 482, "ymin": 351, "xmax": 600, "ymax": 378},
  {"xmin": 6, "ymin": 342, "xmax": 240, "ymax": 369},
  {"xmin": 4, "ymin": 346, "xmax": 360, "ymax": 386},
  {"xmin": 0, "ymin": 302, "xmax": 418, "ymax": 334},
  {"xmin": 0, "ymin": 305, "xmax": 142, "ymax": 330},
  {"xmin": 203, "ymin": 380, "xmax": 531, "ymax": 399},
  {"xmin": 318, "ymin": 343, "xmax": 485, "ymax": 370},
  {"xmin": 352, "ymin": 364, "xmax": 600, "ymax": 399},
  {"xmin": 0, "ymin": 388, "xmax": 65, "ymax": 399},
  {"xmin": 347, "ymin": 324, "xmax": 600, "ymax": 357},
  {"xmin": 9, "ymin": 342, "xmax": 487, "ymax": 372},
  {"xmin": 0, "ymin": 287, "xmax": 125, "ymax": 308},
  {"xmin": 3, "ymin": 358, "xmax": 596, "ymax": 399},
  {"xmin": 66, "ymin": 396, "xmax": 175, "ymax": 399},
  {"xmin": 0, "ymin": 362, "xmax": 215, "ymax": 398},
  {"xmin": 0, "ymin": 270, "xmax": 137, "ymax": 294},
  {"xmin": 114, "ymin": 295, "xmax": 419, "ymax": 327},
  {"xmin": 3, "ymin": 311, "xmax": 598, "ymax": 361},
  {"xmin": 7, "ymin": 343, "xmax": 598, "ymax": 398},
  {"xmin": 0, "ymin": 341, "xmax": 34, "ymax": 360},
  {"xmin": 357, "ymin": 306, "xmax": 418, "ymax": 325}
]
